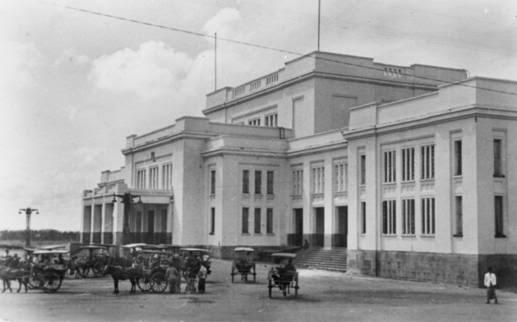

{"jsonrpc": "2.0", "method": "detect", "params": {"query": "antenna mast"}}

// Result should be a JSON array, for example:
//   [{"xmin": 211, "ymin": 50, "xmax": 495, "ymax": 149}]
[
  {"xmin": 317, "ymin": 0, "xmax": 321, "ymax": 51},
  {"xmin": 214, "ymin": 32, "xmax": 218, "ymax": 91}
]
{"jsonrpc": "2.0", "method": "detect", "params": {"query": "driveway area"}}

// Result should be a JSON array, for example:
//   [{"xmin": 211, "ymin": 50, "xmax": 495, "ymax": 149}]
[{"xmin": 1, "ymin": 259, "xmax": 516, "ymax": 322}]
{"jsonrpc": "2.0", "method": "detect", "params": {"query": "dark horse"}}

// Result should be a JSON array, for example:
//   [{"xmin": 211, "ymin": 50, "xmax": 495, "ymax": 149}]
[
  {"xmin": 0, "ymin": 263, "xmax": 30, "ymax": 293},
  {"xmin": 103, "ymin": 258, "xmax": 140, "ymax": 294}
]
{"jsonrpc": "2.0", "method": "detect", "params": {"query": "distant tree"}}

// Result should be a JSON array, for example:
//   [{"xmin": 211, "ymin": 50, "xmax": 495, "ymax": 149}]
[{"xmin": 0, "ymin": 229, "xmax": 80, "ymax": 242}]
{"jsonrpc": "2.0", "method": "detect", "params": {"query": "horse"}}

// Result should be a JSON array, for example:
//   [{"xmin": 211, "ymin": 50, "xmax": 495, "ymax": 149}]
[
  {"xmin": 103, "ymin": 257, "xmax": 141, "ymax": 294},
  {"xmin": 0, "ymin": 264, "xmax": 30, "ymax": 293}
]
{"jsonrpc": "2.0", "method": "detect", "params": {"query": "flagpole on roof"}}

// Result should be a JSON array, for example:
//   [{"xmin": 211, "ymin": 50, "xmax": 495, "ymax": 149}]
[
  {"xmin": 214, "ymin": 32, "xmax": 218, "ymax": 91},
  {"xmin": 317, "ymin": 0, "xmax": 321, "ymax": 52}
]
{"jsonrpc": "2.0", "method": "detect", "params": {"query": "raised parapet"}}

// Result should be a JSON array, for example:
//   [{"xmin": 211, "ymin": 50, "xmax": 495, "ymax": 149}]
[
  {"xmin": 411, "ymin": 64, "xmax": 468, "ymax": 86},
  {"xmin": 206, "ymin": 87, "xmax": 233, "ymax": 108},
  {"xmin": 82, "ymin": 189, "xmax": 93, "ymax": 198},
  {"xmin": 348, "ymin": 102, "xmax": 379, "ymax": 130},
  {"xmin": 100, "ymin": 168, "xmax": 125, "ymax": 184},
  {"xmin": 126, "ymin": 134, "xmax": 137, "ymax": 149}
]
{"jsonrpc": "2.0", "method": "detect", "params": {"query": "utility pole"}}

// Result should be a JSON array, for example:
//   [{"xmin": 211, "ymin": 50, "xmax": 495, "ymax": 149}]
[
  {"xmin": 214, "ymin": 32, "xmax": 218, "ymax": 91},
  {"xmin": 317, "ymin": 0, "xmax": 321, "ymax": 51},
  {"xmin": 19, "ymin": 207, "xmax": 39, "ymax": 247}
]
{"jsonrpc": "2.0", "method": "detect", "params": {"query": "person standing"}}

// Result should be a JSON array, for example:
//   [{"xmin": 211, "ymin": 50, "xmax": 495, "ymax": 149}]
[
  {"xmin": 197, "ymin": 265, "xmax": 207, "ymax": 294},
  {"xmin": 484, "ymin": 266, "xmax": 498, "ymax": 304},
  {"xmin": 165, "ymin": 262, "xmax": 180, "ymax": 294}
]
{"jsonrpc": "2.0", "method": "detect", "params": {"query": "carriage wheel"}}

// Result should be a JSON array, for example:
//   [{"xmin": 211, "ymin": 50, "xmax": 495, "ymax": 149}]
[
  {"xmin": 27, "ymin": 271, "xmax": 40, "ymax": 289},
  {"xmin": 137, "ymin": 276, "xmax": 152, "ymax": 292},
  {"xmin": 77, "ymin": 266, "xmax": 90, "ymax": 278},
  {"xmin": 150, "ymin": 272, "xmax": 167, "ymax": 293},
  {"xmin": 268, "ymin": 279, "xmax": 273, "ymax": 298},
  {"xmin": 92, "ymin": 263, "xmax": 104, "ymax": 277},
  {"xmin": 43, "ymin": 272, "xmax": 63, "ymax": 293}
]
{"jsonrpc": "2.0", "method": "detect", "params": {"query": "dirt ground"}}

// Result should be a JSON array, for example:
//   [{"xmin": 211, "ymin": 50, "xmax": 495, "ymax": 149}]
[{"xmin": 0, "ymin": 259, "xmax": 516, "ymax": 322}]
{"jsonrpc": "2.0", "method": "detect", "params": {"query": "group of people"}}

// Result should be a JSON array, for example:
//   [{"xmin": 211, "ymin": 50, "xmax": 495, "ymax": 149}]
[
  {"xmin": 164, "ymin": 254, "xmax": 208, "ymax": 294},
  {"xmin": 127, "ymin": 250, "xmax": 209, "ymax": 294},
  {"xmin": 0, "ymin": 249, "xmax": 22, "ymax": 268}
]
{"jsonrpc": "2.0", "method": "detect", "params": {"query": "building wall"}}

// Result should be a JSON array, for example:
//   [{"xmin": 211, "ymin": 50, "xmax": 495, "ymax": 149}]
[{"xmin": 476, "ymin": 117, "xmax": 517, "ymax": 255}]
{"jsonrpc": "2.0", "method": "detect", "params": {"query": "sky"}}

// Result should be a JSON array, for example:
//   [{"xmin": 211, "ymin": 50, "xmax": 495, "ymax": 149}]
[{"xmin": 1, "ymin": 0, "xmax": 516, "ymax": 231}]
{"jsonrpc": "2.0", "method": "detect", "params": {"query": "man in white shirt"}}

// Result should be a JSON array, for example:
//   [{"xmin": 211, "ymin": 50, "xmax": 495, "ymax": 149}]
[{"xmin": 484, "ymin": 266, "xmax": 498, "ymax": 304}]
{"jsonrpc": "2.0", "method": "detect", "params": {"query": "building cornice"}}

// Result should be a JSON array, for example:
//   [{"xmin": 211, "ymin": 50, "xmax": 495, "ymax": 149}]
[
  {"xmin": 122, "ymin": 131, "xmax": 215, "ymax": 154},
  {"xmin": 343, "ymin": 105, "xmax": 517, "ymax": 140},
  {"xmin": 286, "ymin": 141, "xmax": 348, "ymax": 158},
  {"xmin": 201, "ymin": 148, "xmax": 287, "ymax": 159},
  {"xmin": 203, "ymin": 71, "xmax": 439, "ymax": 115}
]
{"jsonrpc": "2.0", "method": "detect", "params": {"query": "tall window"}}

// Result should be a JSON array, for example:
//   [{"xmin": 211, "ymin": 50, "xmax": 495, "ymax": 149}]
[
  {"xmin": 160, "ymin": 209, "xmax": 167, "ymax": 232},
  {"xmin": 266, "ymin": 208, "xmax": 273, "ymax": 234},
  {"xmin": 454, "ymin": 196, "xmax": 463, "ymax": 236},
  {"xmin": 493, "ymin": 139, "xmax": 503, "ymax": 177},
  {"xmin": 242, "ymin": 208, "xmax": 249, "ymax": 234},
  {"xmin": 383, "ymin": 150, "xmax": 396, "ymax": 183},
  {"xmin": 162, "ymin": 163, "xmax": 173, "ymax": 190},
  {"xmin": 254, "ymin": 208, "xmax": 261, "ymax": 234},
  {"xmin": 242, "ymin": 170, "xmax": 250, "ymax": 194},
  {"xmin": 334, "ymin": 161, "xmax": 347, "ymax": 192},
  {"xmin": 209, "ymin": 207, "xmax": 215, "ymax": 235},
  {"xmin": 265, "ymin": 113, "xmax": 278, "ymax": 127},
  {"xmin": 421, "ymin": 145, "xmax": 435, "ymax": 180},
  {"xmin": 361, "ymin": 202, "xmax": 366, "ymax": 234},
  {"xmin": 254, "ymin": 170, "xmax": 262, "ymax": 194},
  {"xmin": 382, "ymin": 200, "xmax": 396, "ymax": 235},
  {"xmin": 360, "ymin": 154, "xmax": 366, "ymax": 185},
  {"xmin": 248, "ymin": 118, "xmax": 261, "ymax": 126},
  {"xmin": 402, "ymin": 199, "xmax": 415, "ymax": 235},
  {"xmin": 266, "ymin": 171, "xmax": 274, "ymax": 195},
  {"xmin": 135, "ymin": 211, "xmax": 142, "ymax": 233},
  {"xmin": 494, "ymin": 196, "xmax": 504, "ymax": 237},
  {"xmin": 149, "ymin": 167, "xmax": 159, "ymax": 190},
  {"xmin": 210, "ymin": 170, "xmax": 216, "ymax": 195},
  {"xmin": 292, "ymin": 169, "xmax": 303, "ymax": 196},
  {"xmin": 311, "ymin": 165, "xmax": 325, "ymax": 194},
  {"xmin": 421, "ymin": 197, "xmax": 435, "ymax": 235},
  {"xmin": 454, "ymin": 140, "xmax": 462, "ymax": 176},
  {"xmin": 136, "ymin": 169, "xmax": 146, "ymax": 190},
  {"xmin": 401, "ymin": 147, "xmax": 415, "ymax": 182}
]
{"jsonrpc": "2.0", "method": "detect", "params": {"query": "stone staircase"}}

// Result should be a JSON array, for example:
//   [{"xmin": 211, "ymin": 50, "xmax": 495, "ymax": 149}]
[{"xmin": 294, "ymin": 247, "xmax": 347, "ymax": 272}]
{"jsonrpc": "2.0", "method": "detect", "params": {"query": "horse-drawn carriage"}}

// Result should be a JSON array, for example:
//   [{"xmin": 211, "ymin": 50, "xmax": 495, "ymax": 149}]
[
  {"xmin": 179, "ymin": 248, "xmax": 211, "ymax": 293},
  {"xmin": 231, "ymin": 247, "xmax": 256, "ymax": 283},
  {"xmin": 134, "ymin": 249, "xmax": 171, "ymax": 293},
  {"xmin": 267, "ymin": 253, "xmax": 299, "ymax": 298},
  {"xmin": 71, "ymin": 244, "xmax": 112, "ymax": 278},
  {"xmin": 28, "ymin": 249, "xmax": 70, "ymax": 293}
]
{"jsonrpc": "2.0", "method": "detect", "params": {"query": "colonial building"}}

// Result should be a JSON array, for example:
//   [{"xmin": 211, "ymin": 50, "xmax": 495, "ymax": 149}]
[{"xmin": 81, "ymin": 51, "xmax": 517, "ymax": 286}]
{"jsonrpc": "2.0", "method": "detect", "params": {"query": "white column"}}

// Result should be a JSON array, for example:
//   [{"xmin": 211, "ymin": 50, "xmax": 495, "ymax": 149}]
[
  {"xmin": 89, "ymin": 202, "xmax": 95, "ymax": 244},
  {"xmin": 324, "ymin": 158, "xmax": 334, "ymax": 249},
  {"xmin": 101, "ymin": 201, "xmax": 106, "ymax": 244}
]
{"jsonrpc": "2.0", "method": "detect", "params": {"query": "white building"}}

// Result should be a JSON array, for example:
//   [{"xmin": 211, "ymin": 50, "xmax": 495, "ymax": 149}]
[{"xmin": 81, "ymin": 52, "xmax": 517, "ymax": 286}]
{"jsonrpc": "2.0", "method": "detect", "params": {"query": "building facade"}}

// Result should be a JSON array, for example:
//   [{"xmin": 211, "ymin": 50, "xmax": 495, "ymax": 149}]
[{"xmin": 81, "ymin": 52, "xmax": 517, "ymax": 286}]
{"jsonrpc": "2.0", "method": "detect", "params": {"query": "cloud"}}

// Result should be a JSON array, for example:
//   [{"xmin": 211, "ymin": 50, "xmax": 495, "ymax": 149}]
[
  {"xmin": 202, "ymin": 7, "xmax": 241, "ymax": 35},
  {"xmin": 89, "ymin": 41, "xmax": 193, "ymax": 99},
  {"xmin": 54, "ymin": 48, "xmax": 90, "ymax": 67},
  {"xmin": 0, "ymin": 40, "xmax": 42, "ymax": 92}
]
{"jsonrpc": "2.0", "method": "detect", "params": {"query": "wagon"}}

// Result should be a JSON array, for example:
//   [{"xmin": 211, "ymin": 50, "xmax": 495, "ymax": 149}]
[
  {"xmin": 231, "ymin": 247, "xmax": 256, "ymax": 283},
  {"xmin": 71, "ymin": 244, "xmax": 111, "ymax": 278},
  {"xmin": 29, "ymin": 249, "xmax": 69, "ymax": 293},
  {"xmin": 179, "ymin": 248, "xmax": 211, "ymax": 275},
  {"xmin": 128, "ymin": 248, "xmax": 171, "ymax": 293},
  {"xmin": 267, "ymin": 253, "xmax": 299, "ymax": 298}
]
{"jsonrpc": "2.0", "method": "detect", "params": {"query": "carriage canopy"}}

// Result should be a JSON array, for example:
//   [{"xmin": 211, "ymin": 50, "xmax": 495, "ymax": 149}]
[{"xmin": 234, "ymin": 247, "xmax": 254, "ymax": 253}]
